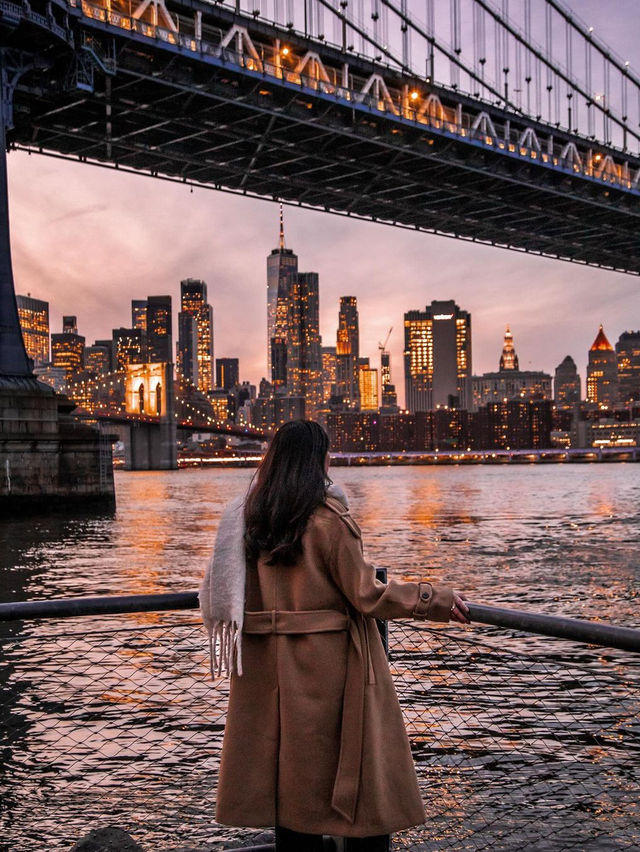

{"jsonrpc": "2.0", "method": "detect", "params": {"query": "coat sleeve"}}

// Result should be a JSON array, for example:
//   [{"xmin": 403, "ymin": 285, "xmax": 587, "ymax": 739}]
[{"xmin": 326, "ymin": 512, "xmax": 454, "ymax": 622}]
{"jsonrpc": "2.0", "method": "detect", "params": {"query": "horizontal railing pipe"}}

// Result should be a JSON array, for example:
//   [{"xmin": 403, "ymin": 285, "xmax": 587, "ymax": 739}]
[
  {"xmin": 0, "ymin": 592, "xmax": 198, "ymax": 621},
  {"xmin": 0, "ymin": 594, "xmax": 639, "ymax": 654},
  {"xmin": 467, "ymin": 602, "xmax": 640, "ymax": 654}
]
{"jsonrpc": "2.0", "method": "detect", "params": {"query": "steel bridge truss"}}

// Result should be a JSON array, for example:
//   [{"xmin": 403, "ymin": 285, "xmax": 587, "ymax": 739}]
[{"xmin": 2, "ymin": 0, "xmax": 640, "ymax": 273}]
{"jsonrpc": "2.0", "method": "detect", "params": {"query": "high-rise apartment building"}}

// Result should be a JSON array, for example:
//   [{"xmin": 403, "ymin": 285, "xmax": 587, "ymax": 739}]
[
  {"xmin": 335, "ymin": 296, "xmax": 360, "ymax": 408},
  {"xmin": 131, "ymin": 300, "xmax": 147, "ymax": 332},
  {"xmin": 16, "ymin": 294, "xmax": 49, "ymax": 366},
  {"xmin": 586, "ymin": 325, "xmax": 618, "ymax": 407},
  {"xmin": 216, "ymin": 357, "xmax": 240, "ymax": 391},
  {"xmin": 52, "ymin": 318, "xmax": 85, "ymax": 381},
  {"xmin": 616, "ymin": 330, "xmax": 640, "ymax": 403},
  {"xmin": 180, "ymin": 278, "xmax": 214, "ymax": 394},
  {"xmin": 176, "ymin": 313, "xmax": 198, "ymax": 385},
  {"xmin": 321, "ymin": 346, "xmax": 337, "ymax": 404},
  {"xmin": 554, "ymin": 355, "xmax": 581, "ymax": 405},
  {"xmin": 286, "ymin": 272, "xmax": 323, "ymax": 413},
  {"xmin": 404, "ymin": 300, "xmax": 471, "ymax": 411},
  {"xmin": 267, "ymin": 207, "xmax": 298, "ymax": 377},
  {"xmin": 146, "ymin": 295, "xmax": 172, "ymax": 363}
]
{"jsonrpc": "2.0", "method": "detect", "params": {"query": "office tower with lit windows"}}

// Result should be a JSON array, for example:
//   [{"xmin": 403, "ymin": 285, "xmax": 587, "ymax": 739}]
[
  {"xmin": 216, "ymin": 358, "xmax": 240, "ymax": 391},
  {"xmin": 267, "ymin": 206, "xmax": 298, "ymax": 377},
  {"xmin": 84, "ymin": 344, "xmax": 111, "ymax": 377},
  {"xmin": 616, "ymin": 330, "xmax": 640, "ymax": 403},
  {"xmin": 146, "ymin": 295, "xmax": 172, "ymax": 363},
  {"xmin": 177, "ymin": 313, "xmax": 198, "ymax": 385},
  {"xmin": 112, "ymin": 327, "xmax": 147, "ymax": 370},
  {"xmin": 52, "ymin": 318, "xmax": 85, "ymax": 381},
  {"xmin": 554, "ymin": 355, "xmax": 581, "ymax": 405},
  {"xmin": 271, "ymin": 337, "xmax": 288, "ymax": 391},
  {"xmin": 180, "ymin": 278, "xmax": 214, "ymax": 394},
  {"xmin": 286, "ymin": 271, "xmax": 323, "ymax": 414},
  {"xmin": 586, "ymin": 325, "xmax": 618, "ymax": 407},
  {"xmin": 16, "ymin": 294, "xmax": 49, "ymax": 366},
  {"xmin": 335, "ymin": 296, "xmax": 360, "ymax": 408},
  {"xmin": 359, "ymin": 363, "xmax": 379, "ymax": 411},
  {"xmin": 131, "ymin": 300, "xmax": 148, "ymax": 331},
  {"xmin": 404, "ymin": 300, "xmax": 471, "ymax": 411}
]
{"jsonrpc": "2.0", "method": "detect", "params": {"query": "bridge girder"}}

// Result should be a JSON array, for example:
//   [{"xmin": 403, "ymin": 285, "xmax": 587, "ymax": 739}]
[{"xmin": 1, "ymin": 0, "xmax": 640, "ymax": 273}]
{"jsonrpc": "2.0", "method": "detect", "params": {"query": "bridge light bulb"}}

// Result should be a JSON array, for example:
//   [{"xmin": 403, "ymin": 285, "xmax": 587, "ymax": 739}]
[
  {"xmin": 281, "ymin": 46, "xmax": 290, "ymax": 57},
  {"xmin": 409, "ymin": 90, "xmax": 419, "ymax": 102}
]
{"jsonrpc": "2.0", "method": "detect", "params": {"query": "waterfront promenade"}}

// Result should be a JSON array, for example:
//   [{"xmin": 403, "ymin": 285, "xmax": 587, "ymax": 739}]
[{"xmin": 1, "ymin": 465, "xmax": 639, "ymax": 850}]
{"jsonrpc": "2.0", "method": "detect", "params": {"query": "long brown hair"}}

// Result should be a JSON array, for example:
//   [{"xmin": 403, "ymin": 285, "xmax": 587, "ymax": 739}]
[{"xmin": 244, "ymin": 420, "xmax": 330, "ymax": 566}]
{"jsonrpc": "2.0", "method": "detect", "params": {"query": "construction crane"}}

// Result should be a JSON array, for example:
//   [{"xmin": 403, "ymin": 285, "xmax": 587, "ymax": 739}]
[{"xmin": 378, "ymin": 327, "xmax": 393, "ymax": 387}]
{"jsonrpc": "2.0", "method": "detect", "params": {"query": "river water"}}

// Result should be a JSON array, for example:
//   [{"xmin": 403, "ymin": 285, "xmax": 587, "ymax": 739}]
[{"xmin": 1, "ymin": 465, "xmax": 639, "ymax": 851}]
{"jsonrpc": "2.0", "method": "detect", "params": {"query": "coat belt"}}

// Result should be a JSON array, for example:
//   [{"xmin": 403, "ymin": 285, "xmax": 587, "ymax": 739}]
[{"xmin": 243, "ymin": 608, "xmax": 374, "ymax": 824}]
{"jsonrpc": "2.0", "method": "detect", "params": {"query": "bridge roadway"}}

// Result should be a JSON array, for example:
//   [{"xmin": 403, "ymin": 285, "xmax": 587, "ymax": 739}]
[
  {"xmin": 75, "ymin": 410, "xmax": 269, "ymax": 442},
  {"xmin": 2, "ymin": 0, "xmax": 640, "ymax": 273}
]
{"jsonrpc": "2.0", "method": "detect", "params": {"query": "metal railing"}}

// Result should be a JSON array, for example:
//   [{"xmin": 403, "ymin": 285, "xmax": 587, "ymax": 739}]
[{"xmin": 0, "ymin": 594, "xmax": 639, "ymax": 851}]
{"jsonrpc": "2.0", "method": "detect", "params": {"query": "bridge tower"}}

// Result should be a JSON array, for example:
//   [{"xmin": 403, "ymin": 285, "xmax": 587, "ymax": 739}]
[
  {"xmin": 0, "ymin": 50, "xmax": 114, "ymax": 511},
  {"xmin": 123, "ymin": 363, "xmax": 177, "ymax": 470}
]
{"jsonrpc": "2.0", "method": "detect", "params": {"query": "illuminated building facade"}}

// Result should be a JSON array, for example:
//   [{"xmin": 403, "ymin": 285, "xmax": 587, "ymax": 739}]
[
  {"xmin": 271, "ymin": 337, "xmax": 288, "ymax": 390},
  {"xmin": 216, "ymin": 358, "xmax": 240, "ymax": 391},
  {"xmin": 112, "ymin": 327, "xmax": 147, "ymax": 370},
  {"xmin": 335, "ymin": 296, "xmax": 360, "ymax": 408},
  {"xmin": 586, "ymin": 325, "xmax": 618, "ymax": 407},
  {"xmin": 51, "ymin": 318, "xmax": 85, "ymax": 382},
  {"xmin": 359, "ymin": 363, "xmax": 379, "ymax": 411},
  {"xmin": 146, "ymin": 295, "xmax": 172, "ymax": 363},
  {"xmin": 180, "ymin": 278, "xmax": 214, "ymax": 394},
  {"xmin": 177, "ymin": 313, "xmax": 198, "ymax": 385},
  {"xmin": 131, "ymin": 300, "xmax": 147, "ymax": 331},
  {"xmin": 499, "ymin": 326, "xmax": 519, "ymax": 371},
  {"xmin": 16, "ymin": 294, "xmax": 49, "ymax": 367},
  {"xmin": 554, "ymin": 355, "xmax": 581, "ymax": 405},
  {"xmin": 616, "ymin": 331, "xmax": 640, "ymax": 403},
  {"xmin": 404, "ymin": 300, "xmax": 471, "ymax": 411},
  {"xmin": 286, "ymin": 272, "xmax": 323, "ymax": 414},
  {"xmin": 321, "ymin": 346, "xmax": 337, "ymax": 403},
  {"xmin": 267, "ymin": 207, "xmax": 298, "ymax": 377}
]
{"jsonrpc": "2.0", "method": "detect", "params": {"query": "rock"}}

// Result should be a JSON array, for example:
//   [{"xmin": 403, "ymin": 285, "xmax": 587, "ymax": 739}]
[{"xmin": 71, "ymin": 827, "xmax": 144, "ymax": 852}]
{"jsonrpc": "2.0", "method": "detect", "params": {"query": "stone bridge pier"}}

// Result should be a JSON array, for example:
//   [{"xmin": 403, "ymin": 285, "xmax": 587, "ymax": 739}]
[{"xmin": 123, "ymin": 363, "xmax": 177, "ymax": 471}]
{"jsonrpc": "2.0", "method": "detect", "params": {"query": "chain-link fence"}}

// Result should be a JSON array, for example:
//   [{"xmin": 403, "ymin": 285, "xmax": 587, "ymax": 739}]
[{"xmin": 0, "ymin": 612, "xmax": 639, "ymax": 851}]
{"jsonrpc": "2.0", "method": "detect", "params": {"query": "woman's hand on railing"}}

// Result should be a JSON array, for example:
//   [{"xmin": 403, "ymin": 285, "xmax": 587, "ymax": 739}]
[{"xmin": 451, "ymin": 592, "xmax": 470, "ymax": 625}]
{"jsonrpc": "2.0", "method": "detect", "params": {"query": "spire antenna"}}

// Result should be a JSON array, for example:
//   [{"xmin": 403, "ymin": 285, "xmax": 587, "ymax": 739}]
[{"xmin": 279, "ymin": 203, "xmax": 285, "ymax": 250}]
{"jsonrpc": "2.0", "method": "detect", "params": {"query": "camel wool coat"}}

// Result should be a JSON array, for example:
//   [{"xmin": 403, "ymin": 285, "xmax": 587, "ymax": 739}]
[{"xmin": 215, "ymin": 496, "xmax": 454, "ymax": 838}]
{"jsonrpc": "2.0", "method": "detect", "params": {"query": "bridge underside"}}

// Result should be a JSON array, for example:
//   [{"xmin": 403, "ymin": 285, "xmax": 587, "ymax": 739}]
[{"xmin": 4, "ymin": 6, "xmax": 640, "ymax": 274}]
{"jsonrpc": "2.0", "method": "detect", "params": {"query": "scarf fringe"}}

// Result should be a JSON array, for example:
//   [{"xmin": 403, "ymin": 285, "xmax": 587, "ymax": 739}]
[{"xmin": 209, "ymin": 620, "xmax": 243, "ymax": 678}]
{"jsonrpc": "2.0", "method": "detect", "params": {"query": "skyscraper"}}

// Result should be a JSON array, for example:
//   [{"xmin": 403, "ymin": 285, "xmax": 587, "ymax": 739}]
[
  {"xmin": 404, "ymin": 300, "xmax": 471, "ymax": 412},
  {"xmin": 216, "ymin": 357, "xmax": 240, "ymax": 391},
  {"xmin": 177, "ymin": 313, "xmax": 198, "ymax": 385},
  {"xmin": 52, "ymin": 318, "xmax": 85, "ymax": 381},
  {"xmin": 359, "ymin": 363, "xmax": 379, "ymax": 411},
  {"xmin": 180, "ymin": 278, "xmax": 214, "ymax": 394},
  {"xmin": 146, "ymin": 295, "xmax": 172, "ymax": 363},
  {"xmin": 586, "ymin": 325, "xmax": 618, "ymax": 407},
  {"xmin": 16, "ymin": 294, "xmax": 49, "ymax": 366},
  {"xmin": 499, "ymin": 326, "xmax": 519, "ymax": 371},
  {"xmin": 112, "ymin": 327, "xmax": 146, "ymax": 370},
  {"xmin": 267, "ymin": 206, "xmax": 298, "ymax": 377},
  {"xmin": 321, "ymin": 346, "xmax": 337, "ymax": 404},
  {"xmin": 286, "ymin": 272, "xmax": 323, "ymax": 414},
  {"xmin": 335, "ymin": 296, "xmax": 360, "ymax": 408},
  {"xmin": 131, "ymin": 300, "xmax": 147, "ymax": 332},
  {"xmin": 554, "ymin": 355, "xmax": 581, "ymax": 405},
  {"xmin": 616, "ymin": 331, "xmax": 640, "ymax": 403}
]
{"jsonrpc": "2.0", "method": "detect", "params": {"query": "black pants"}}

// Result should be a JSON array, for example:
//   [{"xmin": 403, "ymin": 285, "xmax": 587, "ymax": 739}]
[{"xmin": 275, "ymin": 826, "xmax": 389, "ymax": 851}]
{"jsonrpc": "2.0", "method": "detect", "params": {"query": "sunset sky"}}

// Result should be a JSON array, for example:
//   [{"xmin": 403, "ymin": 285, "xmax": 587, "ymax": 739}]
[{"xmin": 8, "ymin": 0, "xmax": 640, "ymax": 406}]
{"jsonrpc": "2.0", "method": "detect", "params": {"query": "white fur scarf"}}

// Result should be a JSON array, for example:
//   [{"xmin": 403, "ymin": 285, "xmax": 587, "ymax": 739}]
[{"xmin": 198, "ymin": 484, "xmax": 349, "ymax": 678}]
